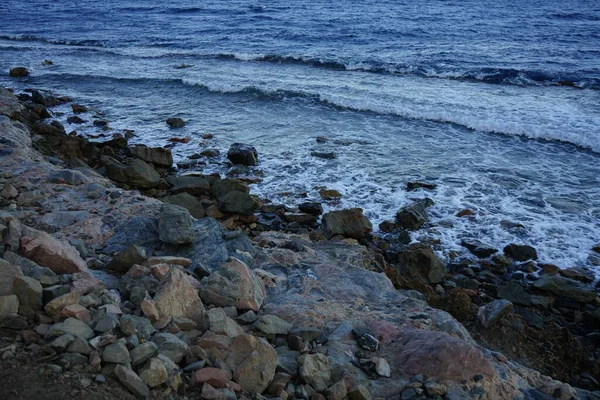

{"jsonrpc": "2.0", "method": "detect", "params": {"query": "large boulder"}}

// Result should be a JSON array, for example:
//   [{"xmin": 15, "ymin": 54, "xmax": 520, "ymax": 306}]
[
  {"xmin": 164, "ymin": 193, "xmax": 205, "ymax": 219},
  {"xmin": 395, "ymin": 198, "xmax": 433, "ymax": 230},
  {"xmin": 227, "ymin": 143, "xmax": 258, "ymax": 166},
  {"xmin": 104, "ymin": 157, "xmax": 160, "ymax": 189},
  {"xmin": 158, "ymin": 204, "xmax": 195, "ymax": 245},
  {"xmin": 200, "ymin": 257, "xmax": 266, "ymax": 312},
  {"xmin": 218, "ymin": 191, "xmax": 260, "ymax": 215},
  {"xmin": 322, "ymin": 208, "xmax": 372, "ymax": 239},
  {"xmin": 153, "ymin": 267, "xmax": 205, "ymax": 324},
  {"xmin": 19, "ymin": 228, "xmax": 88, "ymax": 274},
  {"xmin": 532, "ymin": 275, "xmax": 596, "ymax": 303},
  {"xmin": 130, "ymin": 145, "xmax": 173, "ymax": 168},
  {"xmin": 394, "ymin": 243, "xmax": 446, "ymax": 284}
]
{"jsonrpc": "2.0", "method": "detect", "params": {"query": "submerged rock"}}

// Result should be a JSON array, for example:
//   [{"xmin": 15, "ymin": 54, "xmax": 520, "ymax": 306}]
[
  {"xmin": 9, "ymin": 67, "xmax": 29, "ymax": 77},
  {"xmin": 166, "ymin": 117, "xmax": 185, "ymax": 128}
]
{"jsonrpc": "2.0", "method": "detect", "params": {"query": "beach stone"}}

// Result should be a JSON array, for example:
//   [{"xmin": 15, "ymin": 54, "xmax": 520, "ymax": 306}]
[
  {"xmin": 497, "ymin": 282, "xmax": 531, "ymax": 306},
  {"xmin": 200, "ymin": 257, "xmax": 266, "ymax": 311},
  {"xmin": 13, "ymin": 275, "xmax": 43, "ymax": 320},
  {"xmin": 200, "ymin": 148, "xmax": 220, "ymax": 157},
  {"xmin": 158, "ymin": 204, "xmax": 195, "ymax": 245},
  {"xmin": 130, "ymin": 341, "xmax": 159, "ymax": 366},
  {"xmin": 9, "ymin": 67, "xmax": 29, "ymax": 77},
  {"xmin": 139, "ymin": 357, "xmax": 168, "ymax": 387},
  {"xmin": 0, "ymin": 295, "xmax": 19, "ymax": 316},
  {"xmin": 394, "ymin": 243, "xmax": 446, "ymax": 284},
  {"xmin": 255, "ymin": 314, "xmax": 293, "ymax": 335},
  {"xmin": 166, "ymin": 117, "xmax": 185, "ymax": 128},
  {"xmin": 211, "ymin": 178, "xmax": 249, "ymax": 198},
  {"xmin": 0, "ymin": 260, "xmax": 21, "ymax": 296},
  {"xmin": 19, "ymin": 228, "xmax": 88, "ymax": 274},
  {"xmin": 218, "ymin": 191, "xmax": 260, "ymax": 214},
  {"xmin": 164, "ymin": 193, "xmax": 205, "ymax": 218},
  {"xmin": 460, "ymin": 239, "xmax": 498, "ymax": 258},
  {"xmin": 104, "ymin": 157, "xmax": 160, "ymax": 189},
  {"xmin": 322, "ymin": 208, "xmax": 372, "ymax": 239},
  {"xmin": 103, "ymin": 341, "xmax": 131, "ymax": 364},
  {"xmin": 227, "ymin": 143, "xmax": 258, "ymax": 166},
  {"xmin": 503, "ymin": 243, "xmax": 538, "ymax": 261},
  {"xmin": 107, "ymin": 244, "xmax": 147, "ymax": 273},
  {"xmin": 532, "ymin": 275, "xmax": 596, "ymax": 303},
  {"xmin": 45, "ymin": 291, "xmax": 80, "ymax": 318},
  {"xmin": 396, "ymin": 198, "xmax": 433, "ymax": 230},
  {"xmin": 48, "ymin": 317, "xmax": 95, "ymax": 340},
  {"xmin": 114, "ymin": 365, "xmax": 150, "ymax": 398},
  {"xmin": 477, "ymin": 299, "xmax": 514, "ymax": 328},
  {"xmin": 298, "ymin": 353, "xmax": 331, "ymax": 392},
  {"xmin": 153, "ymin": 267, "xmax": 204, "ymax": 323},
  {"xmin": 130, "ymin": 145, "xmax": 173, "ymax": 168}
]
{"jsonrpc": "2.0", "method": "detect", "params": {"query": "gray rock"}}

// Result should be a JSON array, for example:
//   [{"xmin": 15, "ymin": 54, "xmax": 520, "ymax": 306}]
[
  {"xmin": 0, "ymin": 259, "xmax": 21, "ymax": 297},
  {"xmin": 48, "ymin": 170, "xmax": 87, "ymax": 185},
  {"xmin": 218, "ymin": 191, "xmax": 260, "ymax": 215},
  {"xmin": 114, "ymin": 365, "xmax": 150, "ymax": 398},
  {"xmin": 227, "ymin": 143, "xmax": 258, "ymax": 166},
  {"xmin": 83, "ymin": 183, "xmax": 106, "ymax": 199},
  {"xmin": 31, "ymin": 89, "xmax": 61, "ymax": 107},
  {"xmin": 477, "ymin": 299, "xmax": 514, "ymax": 328},
  {"xmin": 559, "ymin": 267, "xmax": 595, "ymax": 283},
  {"xmin": 66, "ymin": 337, "xmax": 93, "ymax": 355},
  {"xmin": 139, "ymin": 357, "xmax": 168, "ymax": 387},
  {"xmin": 102, "ymin": 217, "xmax": 159, "ymax": 254},
  {"xmin": 0, "ymin": 294, "xmax": 19, "ymax": 316},
  {"xmin": 460, "ymin": 239, "xmax": 498, "ymax": 258},
  {"xmin": 48, "ymin": 317, "xmax": 95, "ymax": 340},
  {"xmin": 498, "ymin": 282, "xmax": 531, "ymax": 306},
  {"xmin": 92, "ymin": 313, "xmax": 120, "ymax": 333},
  {"xmin": 277, "ymin": 347, "xmax": 300, "ymax": 375},
  {"xmin": 119, "ymin": 314, "xmax": 156, "ymax": 339},
  {"xmin": 13, "ymin": 275, "xmax": 43, "ymax": 320},
  {"xmin": 166, "ymin": 175, "xmax": 211, "ymax": 196},
  {"xmin": 166, "ymin": 117, "xmax": 185, "ymax": 128},
  {"xmin": 532, "ymin": 275, "xmax": 596, "ymax": 303},
  {"xmin": 130, "ymin": 341, "xmax": 159, "ymax": 366},
  {"xmin": 395, "ymin": 243, "xmax": 446, "ymax": 284},
  {"xmin": 151, "ymin": 332, "xmax": 189, "ymax": 363},
  {"xmin": 103, "ymin": 341, "xmax": 131, "ymax": 364},
  {"xmin": 255, "ymin": 314, "xmax": 293, "ymax": 335},
  {"xmin": 0, "ymin": 313, "xmax": 27, "ymax": 329},
  {"xmin": 49, "ymin": 334, "xmax": 76, "ymax": 353},
  {"xmin": 158, "ymin": 204, "xmax": 195, "ymax": 245},
  {"xmin": 210, "ymin": 178, "xmax": 249, "ymax": 199},
  {"xmin": 104, "ymin": 157, "xmax": 160, "ymax": 189},
  {"xmin": 164, "ymin": 193, "xmax": 205, "ymax": 219},
  {"xmin": 107, "ymin": 244, "xmax": 147, "ymax": 273},
  {"xmin": 130, "ymin": 145, "xmax": 173, "ymax": 168},
  {"xmin": 9, "ymin": 67, "xmax": 29, "ymax": 78},
  {"xmin": 396, "ymin": 198, "xmax": 433, "ymax": 230}
]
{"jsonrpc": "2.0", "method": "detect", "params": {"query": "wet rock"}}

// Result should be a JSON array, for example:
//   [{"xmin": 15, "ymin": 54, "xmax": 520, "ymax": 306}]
[
  {"xmin": 311, "ymin": 151, "xmax": 336, "ymax": 159},
  {"xmin": 460, "ymin": 239, "xmax": 498, "ymax": 258},
  {"xmin": 322, "ymin": 208, "xmax": 372, "ymax": 239},
  {"xmin": 319, "ymin": 188, "xmax": 342, "ymax": 200},
  {"xmin": 67, "ymin": 115, "xmax": 86, "ymax": 124},
  {"xmin": 166, "ymin": 117, "xmax": 185, "ymax": 128},
  {"xmin": 31, "ymin": 89, "xmax": 61, "ymax": 107},
  {"xmin": 166, "ymin": 175, "xmax": 211, "ymax": 195},
  {"xmin": 103, "ymin": 341, "xmax": 131, "ymax": 364},
  {"xmin": 298, "ymin": 353, "xmax": 331, "ymax": 392},
  {"xmin": 218, "ymin": 191, "xmax": 260, "ymax": 214},
  {"xmin": 395, "ymin": 198, "xmax": 433, "ymax": 230},
  {"xmin": 407, "ymin": 182, "xmax": 437, "ymax": 191},
  {"xmin": 114, "ymin": 365, "xmax": 150, "ymax": 398},
  {"xmin": 200, "ymin": 257, "xmax": 266, "ymax": 311},
  {"xmin": 298, "ymin": 202, "xmax": 323, "ymax": 215},
  {"xmin": 9, "ymin": 67, "xmax": 29, "ymax": 77},
  {"xmin": 200, "ymin": 148, "xmax": 220, "ymax": 157},
  {"xmin": 13, "ymin": 275, "xmax": 43, "ymax": 320},
  {"xmin": 19, "ymin": 228, "xmax": 88, "ymax": 274},
  {"xmin": 210, "ymin": 178, "xmax": 249, "ymax": 198},
  {"xmin": 48, "ymin": 317, "xmax": 95, "ymax": 340},
  {"xmin": 104, "ymin": 157, "xmax": 160, "ymax": 189},
  {"xmin": 153, "ymin": 267, "xmax": 205, "ymax": 323},
  {"xmin": 139, "ymin": 357, "xmax": 168, "ymax": 387},
  {"xmin": 158, "ymin": 204, "xmax": 195, "ymax": 245},
  {"xmin": 164, "ymin": 193, "xmax": 205, "ymax": 218},
  {"xmin": 393, "ymin": 243, "xmax": 446, "ymax": 284},
  {"xmin": 71, "ymin": 103, "xmax": 88, "ymax": 113},
  {"xmin": 227, "ymin": 143, "xmax": 258, "ymax": 166},
  {"xmin": 130, "ymin": 145, "xmax": 173, "ymax": 168},
  {"xmin": 503, "ymin": 243, "xmax": 538, "ymax": 261},
  {"xmin": 477, "ymin": 299, "xmax": 513, "ymax": 328},
  {"xmin": 107, "ymin": 244, "xmax": 147, "ymax": 273},
  {"xmin": 559, "ymin": 267, "xmax": 594, "ymax": 283},
  {"xmin": 497, "ymin": 282, "xmax": 531, "ymax": 306},
  {"xmin": 532, "ymin": 275, "xmax": 596, "ymax": 303},
  {"xmin": 255, "ymin": 314, "xmax": 293, "ymax": 335}
]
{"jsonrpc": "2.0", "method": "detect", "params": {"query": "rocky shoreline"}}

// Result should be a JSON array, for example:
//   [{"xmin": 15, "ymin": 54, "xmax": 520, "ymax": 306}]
[{"xmin": 0, "ymin": 75, "xmax": 599, "ymax": 400}]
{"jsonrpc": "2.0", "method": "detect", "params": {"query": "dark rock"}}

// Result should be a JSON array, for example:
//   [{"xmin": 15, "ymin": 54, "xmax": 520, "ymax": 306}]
[
  {"xmin": 316, "ymin": 136, "xmax": 328, "ymax": 143},
  {"xmin": 406, "ymin": 182, "xmax": 437, "ymax": 191},
  {"xmin": 227, "ymin": 143, "xmax": 258, "ymax": 166},
  {"xmin": 164, "ymin": 193, "xmax": 205, "ymax": 219},
  {"xmin": 158, "ymin": 204, "xmax": 195, "ymax": 245},
  {"xmin": 103, "ymin": 217, "xmax": 159, "ymax": 254},
  {"xmin": 114, "ymin": 365, "xmax": 150, "ymax": 398},
  {"xmin": 166, "ymin": 117, "xmax": 185, "ymax": 128},
  {"xmin": 200, "ymin": 148, "xmax": 220, "ymax": 157},
  {"xmin": 31, "ymin": 89, "xmax": 61, "ymax": 107},
  {"xmin": 310, "ymin": 151, "xmax": 336, "ymax": 159},
  {"xmin": 396, "ymin": 198, "xmax": 434, "ymax": 230},
  {"xmin": 71, "ymin": 104, "xmax": 88, "ymax": 114},
  {"xmin": 503, "ymin": 244, "xmax": 538, "ymax": 261},
  {"xmin": 107, "ymin": 244, "xmax": 147, "ymax": 273},
  {"xmin": 532, "ymin": 275, "xmax": 596, "ymax": 303},
  {"xmin": 130, "ymin": 145, "xmax": 173, "ymax": 168},
  {"xmin": 166, "ymin": 175, "xmax": 211, "ymax": 195},
  {"xmin": 48, "ymin": 170, "xmax": 87, "ymax": 185},
  {"xmin": 394, "ymin": 243, "xmax": 446, "ymax": 284},
  {"xmin": 210, "ymin": 178, "xmax": 249, "ymax": 199},
  {"xmin": 93, "ymin": 119, "xmax": 108, "ymax": 127},
  {"xmin": 218, "ymin": 191, "xmax": 260, "ymax": 215},
  {"xmin": 9, "ymin": 67, "xmax": 29, "ymax": 77},
  {"xmin": 477, "ymin": 299, "xmax": 514, "ymax": 328},
  {"xmin": 284, "ymin": 212, "xmax": 318, "ymax": 225},
  {"xmin": 559, "ymin": 267, "xmax": 594, "ymax": 283},
  {"xmin": 460, "ymin": 239, "xmax": 498, "ymax": 258},
  {"xmin": 104, "ymin": 157, "xmax": 160, "ymax": 189},
  {"xmin": 322, "ymin": 208, "xmax": 372, "ymax": 239},
  {"xmin": 352, "ymin": 327, "xmax": 379, "ymax": 351},
  {"xmin": 498, "ymin": 282, "xmax": 531, "ymax": 306},
  {"xmin": 298, "ymin": 202, "xmax": 323, "ymax": 216},
  {"xmin": 67, "ymin": 115, "xmax": 86, "ymax": 124}
]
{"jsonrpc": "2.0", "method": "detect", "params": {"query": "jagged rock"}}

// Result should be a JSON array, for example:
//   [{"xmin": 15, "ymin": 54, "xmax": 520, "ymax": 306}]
[
  {"xmin": 0, "ymin": 88, "xmax": 25, "ymax": 119},
  {"xmin": 104, "ymin": 157, "xmax": 160, "ymax": 189},
  {"xmin": 153, "ymin": 267, "xmax": 204, "ymax": 323},
  {"xmin": 0, "ymin": 295, "xmax": 19, "ymax": 316},
  {"xmin": 210, "ymin": 178, "xmax": 249, "ymax": 198},
  {"xmin": 114, "ymin": 365, "xmax": 150, "ymax": 398},
  {"xmin": 227, "ymin": 143, "xmax": 258, "ymax": 166},
  {"xmin": 477, "ymin": 299, "xmax": 514, "ymax": 328},
  {"xmin": 320, "ymin": 188, "xmax": 342, "ymax": 200},
  {"xmin": 71, "ymin": 103, "xmax": 88, "ymax": 113},
  {"xmin": 158, "ymin": 204, "xmax": 195, "ymax": 245},
  {"xmin": 49, "ymin": 333, "xmax": 76, "ymax": 353},
  {"xmin": 130, "ymin": 145, "xmax": 173, "ymax": 168},
  {"xmin": 164, "ymin": 193, "xmax": 205, "ymax": 218},
  {"xmin": 103, "ymin": 341, "xmax": 131, "ymax": 364},
  {"xmin": 45, "ymin": 291, "xmax": 80, "ymax": 318},
  {"xmin": 107, "ymin": 244, "xmax": 147, "ymax": 273},
  {"xmin": 207, "ymin": 307, "xmax": 243, "ymax": 337},
  {"xmin": 131, "ymin": 341, "xmax": 159, "ymax": 366},
  {"xmin": 93, "ymin": 313, "xmax": 120, "ymax": 333},
  {"xmin": 31, "ymin": 89, "xmax": 61, "ymax": 107},
  {"xmin": 151, "ymin": 332, "xmax": 189, "ymax": 363},
  {"xmin": 298, "ymin": 353, "xmax": 331, "ymax": 392},
  {"xmin": 166, "ymin": 117, "xmax": 185, "ymax": 128},
  {"xmin": 503, "ymin": 243, "xmax": 538, "ymax": 261},
  {"xmin": 48, "ymin": 317, "xmax": 95, "ymax": 340},
  {"xmin": 19, "ymin": 228, "xmax": 88, "ymax": 274},
  {"xmin": 191, "ymin": 367, "xmax": 229, "ymax": 389},
  {"xmin": 120, "ymin": 314, "xmax": 156, "ymax": 339},
  {"xmin": 139, "ymin": 357, "xmax": 168, "ymax": 387},
  {"xmin": 255, "ymin": 314, "xmax": 293, "ymax": 335},
  {"xmin": 424, "ymin": 381, "xmax": 447, "ymax": 396},
  {"xmin": 394, "ymin": 243, "xmax": 446, "ymax": 284},
  {"xmin": 0, "ymin": 313, "xmax": 27, "ymax": 329},
  {"xmin": 218, "ymin": 191, "xmax": 260, "ymax": 215},
  {"xmin": 166, "ymin": 175, "xmax": 211, "ymax": 195},
  {"xmin": 66, "ymin": 337, "xmax": 93, "ymax": 355},
  {"xmin": 532, "ymin": 275, "xmax": 596, "ymax": 303},
  {"xmin": 298, "ymin": 202, "xmax": 323, "ymax": 216},
  {"xmin": 13, "ymin": 275, "xmax": 43, "ymax": 320},
  {"xmin": 407, "ymin": 182, "xmax": 437, "ymax": 191},
  {"xmin": 200, "ymin": 257, "xmax": 266, "ymax": 311},
  {"xmin": 322, "ymin": 208, "xmax": 372, "ymax": 239},
  {"xmin": 9, "ymin": 67, "xmax": 29, "ymax": 77},
  {"xmin": 395, "ymin": 198, "xmax": 433, "ymax": 230},
  {"xmin": 460, "ymin": 239, "xmax": 498, "ymax": 258}
]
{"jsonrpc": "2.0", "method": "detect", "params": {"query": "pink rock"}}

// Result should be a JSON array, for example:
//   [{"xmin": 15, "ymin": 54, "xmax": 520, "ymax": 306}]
[
  {"xmin": 71, "ymin": 277, "xmax": 102, "ymax": 295},
  {"xmin": 153, "ymin": 267, "xmax": 204, "ymax": 324},
  {"xmin": 19, "ymin": 228, "xmax": 88, "ymax": 274},
  {"xmin": 191, "ymin": 367, "xmax": 230, "ymax": 389},
  {"xmin": 150, "ymin": 264, "xmax": 170, "ymax": 281},
  {"xmin": 125, "ymin": 264, "xmax": 151, "ymax": 278},
  {"xmin": 146, "ymin": 256, "xmax": 192, "ymax": 267},
  {"xmin": 140, "ymin": 298, "xmax": 160, "ymax": 322},
  {"xmin": 60, "ymin": 304, "xmax": 91, "ymax": 323}
]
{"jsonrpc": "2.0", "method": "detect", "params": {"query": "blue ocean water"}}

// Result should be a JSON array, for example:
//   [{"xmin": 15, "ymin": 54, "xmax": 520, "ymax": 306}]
[{"xmin": 1, "ymin": 0, "xmax": 599, "ymax": 269}]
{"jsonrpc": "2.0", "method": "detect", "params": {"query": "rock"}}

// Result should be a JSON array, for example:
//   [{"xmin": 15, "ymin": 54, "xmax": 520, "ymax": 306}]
[
  {"xmin": 48, "ymin": 317, "xmax": 95, "ymax": 340},
  {"xmin": 0, "ymin": 260, "xmax": 22, "ymax": 296},
  {"xmin": 497, "ymin": 282, "xmax": 531, "ymax": 306},
  {"xmin": 311, "ymin": 151, "xmax": 336, "ymax": 159},
  {"xmin": 9, "ymin": 67, "xmax": 29, "ymax": 77},
  {"xmin": 394, "ymin": 243, "xmax": 446, "ymax": 284},
  {"xmin": 373, "ymin": 357, "xmax": 391, "ymax": 377},
  {"xmin": 559, "ymin": 267, "xmax": 594, "ymax": 283},
  {"xmin": 131, "ymin": 341, "xmax": 159, "ymax": 366},
  {"xmin": 191, "ymin": 367, "xmax": 229, "ymax": 389},
  {"xmin": 165, "ymin": 193, "xmax": 205, "ymax": 218},
  {"xmin": 325, "ymin": 380, "xmax": 347, "ymax": 400},
  {"xmin": 218, "ymin": 191, "xmax": 260, "ymax": 214},
  {"xmin": 151, "ymin": 332, "xmax": 189, "ymax": 363},
  {"xmin": 407, "ymin": 182, "xmax": 437, "ymax": 191},
  {"xmin": 532, "ymin": 275, "xmax": 596, "ymax": 303},
  {"xmin": 322, "ymin": 208, "xmax": 372, "ymax": 239},
  {"xmin": 13, "ymin": 275, "xmax": 43, "ymax": 320},
  {"xmin": 49, "ymin": 334, "xmax": 76, "ymax": 353},
  {"xmin": 200, "ymin": 257, "xmax": 266, "ymax": 311},
  {"xmin": 207, "ymin": 307, "xmax": 243, "ymax": 337},
  {"xmin": 158, "ymin": 204, "xmax": 195, "ymax": 245},
  {"xmin": 153, "ymin": 267, "xmax": 205, "ymax": 323},
  {"xmin": 47, "ymin": 170, "xmax": 88, "ymax": 185},
  {"xmin": 32, "ymin": 89, "xmax": 62, "ymax": 107},
  {"xmin": 166, "ymin": 175, "xmax": 211, "ymax": 195},
  {"xmin": 0, "ymin": 295, "xmax": 19, "ymax": 316},
  {"xmin": 395, "ymin": 198, "xmax": 433, "ymax": 230},
  {"xmin": 104, "ymin": 157, "xmax": 160, "ymax": 189},
  {"xmin": 103, "ymin": 341, "xmax": 131, "ymax": 364},
  {"xmin": 107, "ymin": 244, "xmax": 147, "ymax": 273},
  {"xmin": 424, "ymin": 381, "xmax": 447, "ymax": 396},
  {"xmin": 67, "ymin": 115, "xmax": 86, "ymax": 124},
  {"xmin": 120, "ymin": 314, "xmax": 156, "ymax": 339},
  {"xmin": 352, "ymin": 328, "xmax": 379, "ymax": 351},
  {"xmin": 460, "ymin": 239, "xmax": 498, "ymax": 258},
  {"xmin": 319, "ymin": 189, "xmax": 342, "ymax": 200},
  {"xmin": 0, "ymin": 313, "xmax": 27, "ymax": 329},
  {"xmin": 200, "ymin": 148, "xmax": 220, "ymax": 157},
  {"xmin": 348, "ymin": 385, "xmax": 372, "ymax": 400},
  {"xmin": 477, "ymin": 299, "xmax": 513, "ymax": 328},
  {"xmin": 503, "ymin": 244, "xmax": 538, "ymax": 261},
  {"xmin": 227, "ymin": 143, "xmax": 258, "ymax": 166},
  {"xmin": 227, "ymin": 333, "xmax": 277, "ymax": 393},
  {"xmin": 140, "ymin": 298, "xmax": 159, "ymax": 322},
  {"xmin": 139, "ymin": 357, "xmax": 168, "ymax": 387},
  {"xmin": 114, "ymin": 365, "xmax": 150, "ymax": 398},
  {"xmin": 92, "ymin": 313, "xmax": 120, "ymax": 333},
  {"xmin": 298, "ymin": 202, "xmax": 323, "ymax": 215},
  {"xmin": 166, "ymin": 117, "xmax": 185, "ymax": 128},
  {"xmin": 45, "ymin": 291, "xmax": 80, "ymax": 318},
  {"xmin": 211, "ymin": 178, "xmax": 249, "ymax": 198},
  {"xmin": 130, "ymin": 145, "xmax": 173, "ymax": 168},
  {"xmin": 71, "ymin": 104, "xmax": 88, "ymax": 113},
  {"xmin": 19, "ymin": 228, "xmax": 88, "ymax": 274},
  {"xmin": 298, "ymin": 353, "xmax": 331, "ymax": 392},
  {"xmin": 255, "ymin": 314, "xmax": 293, "ymax": 335}
]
